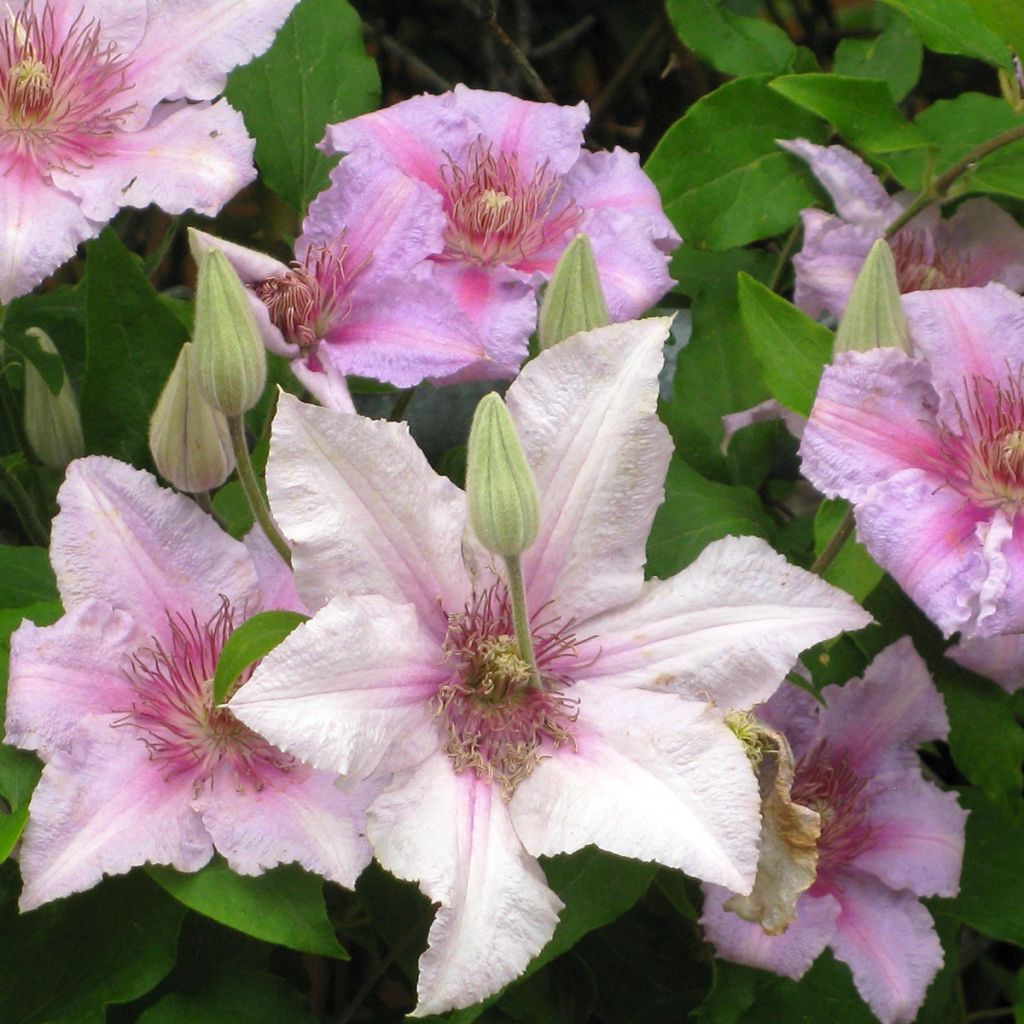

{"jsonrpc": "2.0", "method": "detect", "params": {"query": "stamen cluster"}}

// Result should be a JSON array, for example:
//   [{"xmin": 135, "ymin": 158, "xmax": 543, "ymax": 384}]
[{"xmin": 889, "ymin": 229, "xmax": 974, "ymax": 293}]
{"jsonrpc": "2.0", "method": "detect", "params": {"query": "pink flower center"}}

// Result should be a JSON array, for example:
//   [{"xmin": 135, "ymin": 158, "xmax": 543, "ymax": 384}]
[
  {"xmin": 436, "ymin": 583, "xmax": 584, "ymax": 798},
  {"xmin": 890, "ymin": 228, "xmax": 974, "ymax": 293},
  {"xmin": 255, "ymin": 243, "xmax": 363, "ymax": 349},
  {"xmin": 117, "ymin": 600, "xmax": 293, "ymax": 796},
  {"xmin": 0, "ymin": 2, "xmax": 136, "ymax": 170},
  {"xmin": 940, "ymin": 372, "xmax": 1024, "ymax": 515},
  {"xmin": 791, "ymin": 741, "xmax": 874, "ymax": 887},
  {"xmin": 439, "ymin": 139, "xmax": 581, "ymax": 268}
]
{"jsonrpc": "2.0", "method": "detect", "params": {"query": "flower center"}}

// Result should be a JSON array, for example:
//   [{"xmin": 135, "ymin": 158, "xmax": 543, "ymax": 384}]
[
  {"xmin": 117, "ymin": 599, "xmax": 293, "ymax": 795},
  {"xmin": 435, "ymin": 583, "xmax": 582, "ymax": 798},
  {"xmin": 254, "ymin": 243, "xmax": 362, "ymax": 349},
  {"xmin": 439, "ymin": 139, "xmax": 581, "ymax": 267},
  {"xmin": 791, "ymin": 742, "xmax": 874, "ymax": 884},
  {"xmin": 0, "ymin": 2, "xmax": 136, "ymax": 169},
  {"xmin": 939, "ymin": 372, "xmax": 1024, "ymax": 515},
  {"xmin": 889, "ymin": 228, "xmax": 974, "ymax": 293}
]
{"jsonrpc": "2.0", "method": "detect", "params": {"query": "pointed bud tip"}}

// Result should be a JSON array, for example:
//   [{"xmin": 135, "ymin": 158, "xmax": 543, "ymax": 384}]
[
  {"xmin": 538, "ymin": 233, "xmax": 610, "ymax": 350},
  {"xmin": 22, "ymin": 328, "xmax": 84, "ymax": 469},
  {"xmin": 834, "ymin": 238, "xmax": 911, "ymax": 356}
]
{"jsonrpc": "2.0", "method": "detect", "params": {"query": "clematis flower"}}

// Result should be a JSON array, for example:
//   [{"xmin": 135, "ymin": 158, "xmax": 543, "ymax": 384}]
[
  {"xmin": 0, "ymin": 0, "xmax": 300, "ymax": 303},
  {"xmin": 701, "ymin": 638, "xmax": 967, "ymax": 1024},
  {"xmin": 947, "ymin": 632, "xmax": 1024, "ymax": 693},
  {"xmin": 6, "ymin": 456, "xmax": 373, "ymax": 911},
  {"xmin": 275, "ymin": 85, "xmax": 680, "ymax": 385},
  {"xmin": 229, "ymin": 317, "xmax": 869, "ymax": 1015},
  {"xmin": 780, "ymin": 139, "xmax": 1024, "ymax": 321},
  {"xmin": 801, "ymin": 284, "xmax": 1024, "ymax": 640}
]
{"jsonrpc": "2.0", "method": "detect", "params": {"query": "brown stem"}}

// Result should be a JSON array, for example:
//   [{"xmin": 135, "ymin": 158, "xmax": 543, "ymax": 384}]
[{"xmin": 810, "ymin": 507, "xmax": 855, "ymax": 577}]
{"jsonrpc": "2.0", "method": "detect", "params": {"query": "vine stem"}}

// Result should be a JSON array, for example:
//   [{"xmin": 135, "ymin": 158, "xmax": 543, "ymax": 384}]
[
  {"xmin": 810, "ymin": 507, "xmax": 855, "ymax": 577},
  {"xmin": 227, "ymin": 416, "xmax": 291, "ymax": 566}
]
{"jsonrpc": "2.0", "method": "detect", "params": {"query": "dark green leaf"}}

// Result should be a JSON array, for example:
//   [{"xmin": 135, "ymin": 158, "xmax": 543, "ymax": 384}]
[
  {"xmin": 813, "ymin": 499, "xmax": 883, "ymax": 603},
  {"xmin": 498, "ymin": 952, "xmax": 596, "ymax": 1024},
  {"xmin": 832, "ymin": 10, "xmax": 923, "ymax": 102},
  {"xmin": 0, "ymin": 547, "xmax": 55, "ymax": 606},
  {"xmin": 3, "ymin": 330, "xmax": 64, "ymax": 395},
  {"xmin": 0, "ymin": 745, "xmax": 41, "ymax": 862},
  {"xmin": 80, "ymin": 230, "xmax": 187, "ymax": 464},
  {"xmin": 738, "ymin": 273, "xmax": 833, "ymax": 416},
  {"xmin": 878, "ymin": 0, "xmax": 1010, "ymax": 65},
  {"xmin": 3, "ymin": 285, "xmax": 86, "ymax": 385},
  {"xmin": 694, "ymin": 960, "xmax": 758, "ymax": 1024},
  {"xmin": 148, "ymin": 859, "xmax": 347, "ymax": 958},
  {"xmin": 225, "ymin": 0, "xmax": 381, "ymax": 211},
  {"xmin": 211, "ymin": 609, "xmax": 308, "ymax": 704}
]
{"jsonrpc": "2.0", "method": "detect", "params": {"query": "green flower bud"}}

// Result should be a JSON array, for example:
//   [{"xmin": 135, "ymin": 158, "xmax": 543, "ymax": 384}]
[
  {"xmin": 22, "ymin": 328, "xmax": 84, "ymax": 469},
  {"xmin": 538, "ymin": 233, "xmax": 610, "ymax": 350},
  {"xmin": 192, "ymin": 242, "xmax": 267, "ymax": 417},
  {"xmin": 466, "ymin": 393, "xmax": 539, "ymax": 557},
  {"xmin": 149, "ymin": 342, "xmax": 235, "ymax": 493},
  {"xmin": 834, "ymin": 238, "xmax": 911, "ymax": 356}
]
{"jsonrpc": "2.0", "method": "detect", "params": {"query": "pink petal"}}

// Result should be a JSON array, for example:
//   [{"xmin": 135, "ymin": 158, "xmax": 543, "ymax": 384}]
[
  {"xmin": 368, "ymin": 751, "xmax": 563, "ymax": 1016},
  {"xmin": 51, "ymin": 457, "xmax": 259, "ymax": 642},
  {"xmin": 243, "ymin": 527, "xmax": 306, "ymax": 614},
  {"xmin": 0, "ymin": 160, "xmax": 98, "ymax": 303},
  {"xmin": 510, "ymin": 683, "xmax": 760, "ymax": 893},
  {"xmin": 230, "ymin": 595, "xmax": 443, "ymax": 780},
  {"xmin": 508, "ymin": 318, "xmax": 673, "ymax": 624},
  {"xmin": 197, "ymin": 764, "xmax": 375, "ymax": 889},
  {"xmin": 18, "ymin": 719, "xmax": 212, "ymax": 911},
  {"xmin": 721, "ymin": 399, "xmax": 806, "ymax": 452},
  {"xmin": 52, "ymin": 100, "xmax": 255, "ymax": 222},
  {"xmin": 289, "ymin": 351, "xmax": 356, "ymax": 413},
  {"xmin": 58, "ymin": 0, "xmax": 147, "ymax": 54},
  {"xmin": 6, "ymin": 602, "xmax": 144, "ymax": 754},
  {"xmin": 778, "ymin": 139, "xmax": 901, "ymax": 230},
  {"xmin": 943, "ymin": 198, "xmax": 1024, "ymax": 292},
  {"xmin": 948, "ymin": 632, "xmax": 1024, "ymax": 693},
  {"xmin": 852, "ymin": 780, "xmax": 966, "ymax": 899},
  {"xmin": 266, "ymin": 394, "xmax": 472, "ymax": 626},
  {"xmin": 759, "ymin": 681, "xmax": 824, "ymax": 762},
  {"xmin": 790, "ymin": 209, "xmax": 876, "ymax": 319},
  {"xmin": 830, "ymin": 869, "xmax": 944, "ymax": 1024},
  {"xmin": 578, "ymin": 535, "xmax": 870, "ymax": 710},
  {"xmin": 819, "ymin": 638, "xmax": 949, "ymax": 777},
  {"xmin": 974, "ymin": 509, "xmax": 1024, "ymax": 638},
  {"xmin": 800, "ymin": 347, "xmax": 945, "ymax": 504},
  {"xmin": 700, "ymin": 885, "xmax": 839, "ymax": 979}
]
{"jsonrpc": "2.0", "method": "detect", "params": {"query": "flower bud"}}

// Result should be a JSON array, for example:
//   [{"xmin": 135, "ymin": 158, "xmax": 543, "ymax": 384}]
[
  {"xmin": 538, "ymin": 234, "xmax": 610, "ymax": 350},
  {"xmin": 466, "ymin": 393, "xmax": 539, "ymax": 557},
  {"xmin": 834, "ymin": 238, "xmax": 911, "ymax": 356},
  {"xmin": 193, "ymin": 244, "xmax": 267, "ymax": 417},
  {"xmin": 149, "ymin": 342, "xmax": 235, "ymax": 493},
  {"xmin": 22, "ymin": 328, "xmax": 84, "ymax": 469}
]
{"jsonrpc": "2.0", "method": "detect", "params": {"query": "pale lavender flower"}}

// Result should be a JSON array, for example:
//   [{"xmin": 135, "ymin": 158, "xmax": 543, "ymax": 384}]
[
  {"xmin": 6, "ymin": 457, "xmax": 373, "ymax": 911},
  {"xmin": 801, "ymin": 284, "xmax": 1024, "ymax": 640},
  {"xmin": 702, "ymin": 638, "xmax": 967, "ymax": 1024},
  {"xmin": 0, "ymin": 0, "xmax": 299, "ymax": 302},
  {"xmin": 229, "ymin": 317, "xmax": 868, "ymax": 1015},
  {"xmin": 780, "ymin": 139, "xmax": 1024, "ymax": 321}
]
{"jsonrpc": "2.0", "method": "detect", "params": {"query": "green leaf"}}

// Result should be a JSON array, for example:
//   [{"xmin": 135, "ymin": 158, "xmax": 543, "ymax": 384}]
[
  {"xmin": 0, "ymin": 745, "xmax": 41, "ymax": 862},
  {"xmin": 0, "ymin": 871, "xmax": 184, "ymax": 1024},
  {"xmin": 693, "ymin": 960, "xmax": 758, "ymax": 1024},
  {"xmin": 737, "ymin": 274, "xmax": 833, "ymax": 416},
  {"xmin": 645, "ymin": 76, "xmax": 827, "ymax": 250},
  {"xmin": 813, "ymin": 499, "xmax": 883, "ymax": 603},
  {"xmin": 136, "ymin": 970, "xmax": 316, "ymax": 1024},
  {"xmin": 646, "ymin": 457, "xmax": 774, "ymax": 579},
  {"xmin": 225, "ymin": 0, "xmax": 380, "ymax": 212},
  {"xmin": 497, "ymin": 953, "xmax": 596, "ymax": 1024},
  {"xmin": 211, "ymin": 609, "xmax": 308, "ymax": 704},
  {"xmin": 3, "ymin": 285, "xmax": 87, "ymax": 385},
  {"xmin": 878, "ymin": 0, "xmax": 1010, "ymax": 65},
  {"xmin": 0, "ymin": 547, "xmax": 55, "ymax": 606},
  {"xmin": 832, "ymin": 10, "xmax": 923, "ymax": 102},
  {"xmin": 148, "ymin": 859, "xmax": 348, "ymax": 959},
  {"xmin": 964, "ymin": 0, "xmax": 1024, "ymax": 56},
  {"xmin": 769, "ymin": 74, "xmax": 925, "ymax": 153},
  {"xmin": 3, "ymin": 330, "xmax": 64, "ymax": 395},
  {"xmin": 664, "ymin": 0, "xmax": 801, "ymax": 77},
  {"xmin": 80, "ymin": 230, "xmax": 188, "ymax": 465}
]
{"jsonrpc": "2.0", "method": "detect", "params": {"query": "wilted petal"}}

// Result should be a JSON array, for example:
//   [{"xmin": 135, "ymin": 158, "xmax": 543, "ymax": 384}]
[
  {"xmin": 948, "ymin": 632, "xmax": 1024, "ymax": 692},
  {"xmin": 508, "ymin": 318, "xmax": 673, "ymax": 623},
  {"xmin": 830, "ymin": 869, "xmax": 944, "ymax": 1024},
  {"xmin": 368, "ymin": 752, "xmax": 563, "ymax": 1016},
  {"xmin": 510, "ymin": 684, "xmax": 759, "ymax": 893},
  {"xmin": 579, "ymin": 535, "xmax": 870, "ymax": 710}
]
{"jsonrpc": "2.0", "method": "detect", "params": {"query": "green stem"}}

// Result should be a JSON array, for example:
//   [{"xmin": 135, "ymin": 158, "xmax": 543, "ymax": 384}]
[
  {"xmin": 388, "ymin": 387, "xmax": 415, "ymax": 423},
  {"xmin": 0, "ymin": 459, "xmax": 48, "ymax": 547},
  {"xmin": 964, "ymin": 1009, "xmax": 1015, "ymax": 1022},
  {"xmin": 768, "ymin": 222, "xmax": 801, "ymax": 293},
  {"xmin": 193, "ymin": 490, "xmax": 226, "ymax": 528},
  {"xmin": 227, "ymin": 415, "xmax": 291, "ymax": 566},
  {"xmin": 503, "ymin": 553, "xmax": 542, "ymax": 687},
  {"xmin": 810, "ymin": 506, "xmax": 855, "ymax": 577}
]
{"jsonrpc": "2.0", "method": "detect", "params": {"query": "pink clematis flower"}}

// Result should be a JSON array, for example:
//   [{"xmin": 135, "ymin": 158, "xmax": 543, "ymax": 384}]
[
  {"xmin": 701, "ymin": 638, "xmax": 967, "ymax": 1024},
  {"xmin": 229, "ymin": 317, "xmax": 868, "ymax": 1015},
  {"xmin": 780, "ymin": 139, "xmax": 1024, "ymax": 321},
  {"xmin": 801, "ymin": 283, "xmax": 1024, "ymax": 641},
  {"xmin": 6, "ymin": 456, "xmax": 373, "ymax": 911},
  {"xmin": 0, "ymin": 0, "xmax": 300, "ymax": 303}
]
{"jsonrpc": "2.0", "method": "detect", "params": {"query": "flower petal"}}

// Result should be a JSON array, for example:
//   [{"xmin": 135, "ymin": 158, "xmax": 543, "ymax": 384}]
[
  {"xmin": 699, "ymin": 885, "xmax": 839, "ymax": 980},
  {"xmin": 509, "ymin": 318, "xmax": 673, "ymax": 623},
  {"xmin": 230, "ymin": 595, "xmax": 443, "ymax": 779},
  {"xmin": 243, "ymin": 527, "xmax": 306, "ymax": 614},
  {"xmin": 266, "ymin": 394, "xmax": 472, "ymax": 625},
  {"xmin": 510, "ymin": 684, "xmax": 760, "ymax": 892},
  {"xmin": 578, "ymin": 535, "xmax": 870, "ymax": 710},
  {"xmin": 18, "ymin": 720, "xmax": 212, "ymax": 911},
  {"xmin": 948, "ymin": 632, "xmax": 1024, "ymax": 693},
  {"xmin": 368, "ymin": 751, "xmax": 563, "ymax": 1016},
  {"xmin": 51, "ymin": 457, "xmax": 259, "ymax": 641},
  {"xmin": 790, "ymin": 209, "xmax": 875, "ymax": 318},
  {"xmin": 944, "ymin": 198, "xmax": 1024, "ymax": 293},
  {"xmin": 830, "ymin": 869, "xmax": 944, "ymax": 1024}
]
